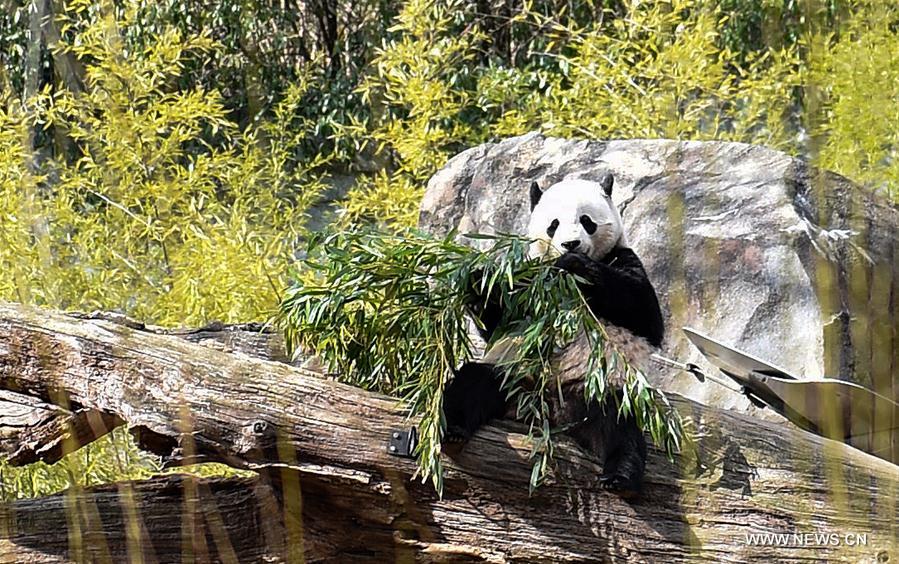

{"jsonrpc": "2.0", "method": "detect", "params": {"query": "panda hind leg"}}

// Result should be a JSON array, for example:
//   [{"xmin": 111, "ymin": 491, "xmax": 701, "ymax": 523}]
[
  {"xmin": 570, "ymin": 391, "xmax": 647, "ymax": 498},
  {"xmin": 443, "ymin": 363, "xmax": 507, "ymax": 444}
]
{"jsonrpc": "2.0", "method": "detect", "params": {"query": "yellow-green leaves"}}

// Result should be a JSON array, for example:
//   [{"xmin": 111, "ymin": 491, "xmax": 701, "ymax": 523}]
[
  {"xmin": 342, "ymin": 170, "xmax": 424, "ymax": 227},
  {"xmin": 493, "ymin": 1, "xmax": 802, "ymax": 145},
  {"xmin": 0, "ymin": 100, "xmax": 48, "ymax": 305},
  {"xmin": 0, "ymin": 3, "xmax": 327, "ymax": 326},
  {"xmin": 807, "ymin": 3, "xmax": 899, "ymax": 199},
  {"xmin": 343, "ymin": 0, "xmax": 487, "ymax": 229}
]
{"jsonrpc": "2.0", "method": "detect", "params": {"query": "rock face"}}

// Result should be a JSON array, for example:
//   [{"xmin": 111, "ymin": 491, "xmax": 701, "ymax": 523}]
[{"xmin": 419, "ymin": 133, "xmax": 899, "ymax": 415}]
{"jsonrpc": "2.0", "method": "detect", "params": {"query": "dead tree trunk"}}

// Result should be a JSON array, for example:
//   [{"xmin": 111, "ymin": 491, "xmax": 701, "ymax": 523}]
[
  {"xmin": 1, "ymin": 475, "xmax": 292, "ymax": 563},
  {"xmin": 0, "ymin": 302, "xmax": 896, "ymax": 563}
]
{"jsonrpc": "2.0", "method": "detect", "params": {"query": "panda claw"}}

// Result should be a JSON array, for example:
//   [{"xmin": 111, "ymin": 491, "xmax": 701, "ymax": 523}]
[
  {"xmin": 443, "ymin": 425, "xmax": 470, "ymax": 445},
  {"xmin": 442, "ymin": 426, "xmax": 471, "ymax": 456},
  {"xmin": 599, "ymin": 473, "xmax": 641, "ymax": 498}
]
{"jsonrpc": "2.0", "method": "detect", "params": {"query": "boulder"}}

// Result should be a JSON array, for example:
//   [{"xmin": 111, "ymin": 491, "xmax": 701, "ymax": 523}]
[{"xmin": 419, "ymin": 132, "xmax": 899, "ymax": 417}]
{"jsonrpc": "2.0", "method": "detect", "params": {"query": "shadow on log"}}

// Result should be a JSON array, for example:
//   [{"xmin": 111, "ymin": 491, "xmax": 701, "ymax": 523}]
[
  {"xmin": 0, "ymin": 475, "xmax": 292, "ymax": 563},
  {"xmin": 0, "ymin": 302, "xmax": 897, "ymax": 562}
]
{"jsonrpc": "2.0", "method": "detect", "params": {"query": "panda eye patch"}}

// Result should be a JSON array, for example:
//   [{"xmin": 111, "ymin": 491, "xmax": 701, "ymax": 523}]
[
  {"xmin": 580, "ymin": 215, "xmax": 597, "ymax": 234},
  {"xmin": 547, "ymin": 219, "xmax": 559, "ymax": 237}
]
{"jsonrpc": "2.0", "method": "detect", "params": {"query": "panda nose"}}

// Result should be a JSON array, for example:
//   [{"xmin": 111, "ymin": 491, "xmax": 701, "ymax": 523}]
[{"xmin": 561, "ymin": 240, "xmax": 581, "ymax": 251}]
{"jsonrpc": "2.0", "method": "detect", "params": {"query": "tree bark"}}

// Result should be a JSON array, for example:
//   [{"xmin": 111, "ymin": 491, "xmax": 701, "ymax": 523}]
[
  {"xmin": 0, "ymin": 390, "xmax": 121, "ymax": 466},
  {"xmin": 0, "ymin": 475, "xmax": 294, "ymax": 563},
  {"xmin": 0, "ymin": 311, "xmax": 296, "ymax": 466},
  {"xmin": 0, "ymin": 302, "xmax": 896, "ymax": 563}
]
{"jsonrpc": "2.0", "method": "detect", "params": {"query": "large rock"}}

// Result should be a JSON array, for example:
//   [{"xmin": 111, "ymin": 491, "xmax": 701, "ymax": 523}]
[{"xmin": 419, "ymin": 132, "xmax": 899, "ymax": 416}]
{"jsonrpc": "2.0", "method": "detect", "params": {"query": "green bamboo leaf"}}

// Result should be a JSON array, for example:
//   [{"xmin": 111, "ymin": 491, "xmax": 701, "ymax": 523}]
[{"xmin": 276, "ymin": 228, "xmax": 685, "ymax": 493}]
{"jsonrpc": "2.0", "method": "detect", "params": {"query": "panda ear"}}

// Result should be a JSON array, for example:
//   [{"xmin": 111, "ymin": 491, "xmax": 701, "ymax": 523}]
[
  {"xmin": 529, "ymin": 181, "xmax": 542, "ymax": 210},
  {"xmin": 599, "ymin": 173, "xmax": 613, "ymax": 197}
]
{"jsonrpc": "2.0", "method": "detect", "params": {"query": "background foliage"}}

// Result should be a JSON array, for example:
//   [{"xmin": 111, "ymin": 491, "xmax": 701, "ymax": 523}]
[{"xmin": 2, "ymin": 0, "xmax": 897, "ymax": 498}]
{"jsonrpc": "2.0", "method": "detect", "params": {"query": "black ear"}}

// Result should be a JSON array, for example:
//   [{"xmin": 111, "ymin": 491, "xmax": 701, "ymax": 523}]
[
  {"xmin": 599, "ymin": 173, "xmax": 613, "ymax": 197},
  {"xmin": 529, "ymin": 181, "xmax": 542, "ymax": 210}
]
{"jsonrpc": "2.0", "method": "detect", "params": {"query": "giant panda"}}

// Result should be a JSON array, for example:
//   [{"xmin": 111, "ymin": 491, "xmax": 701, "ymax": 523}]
[{"xmin": 442, "ymin": 172, "xmax": 664, "ymax": 496}]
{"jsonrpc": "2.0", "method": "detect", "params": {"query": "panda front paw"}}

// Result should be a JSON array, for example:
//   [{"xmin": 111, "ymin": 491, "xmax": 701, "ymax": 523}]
[
  {"xmin": 554, "ymin": 251, "xmax": 593, "ymax": 276},
  {"xmin": 599, "ymin": 471, "xmax": 642, "ymax": 498},
  {"xmin": 443, "ymin": 424, "xmax": 470, "ymax": 444}
]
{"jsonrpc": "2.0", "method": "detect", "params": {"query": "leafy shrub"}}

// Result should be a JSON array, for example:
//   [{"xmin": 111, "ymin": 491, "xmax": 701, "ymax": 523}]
[
  {"xmin": 1, "ymin": 1, "xmax": 327, "ymax": 324},
  {"xmin": 807, "ymin": 2, "xmax": 899, "ymax": 199},
  {"xmin": 1, "ymin": 1, "xmax": 327, "ymax": 498}
]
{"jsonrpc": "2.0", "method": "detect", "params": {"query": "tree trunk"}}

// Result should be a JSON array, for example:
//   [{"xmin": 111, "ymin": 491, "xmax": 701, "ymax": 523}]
[
  {"xmin": 0, "ymin": 475, "xmax": 294, "ymax": 563},
  {"xmin": 0, "ymin": 302, "xmax": 896, "ymax": 562}
]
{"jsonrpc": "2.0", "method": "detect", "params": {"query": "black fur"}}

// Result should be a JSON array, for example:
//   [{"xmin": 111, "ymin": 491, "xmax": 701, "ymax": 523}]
[
  {"xmin": 553, "ymin": 247, "xmax": 664, "ymax": 347},
  {"xmin": 579, "ymin": 215, "xmax": 597, "ymax": 234},
  {"xmin": 599, "ymin": 172, "xmax": 614, "ymax": 196},
  {"xmin": 566, "ymin": 389, "xmax": 647, "ymax": 495},
  {"xmin": 529, "ymin": 181, "xmax": 542, "ymax": 210},
  {"xmin": 442, "ymin": 363, "xmax": 507, "ymax": 443}
]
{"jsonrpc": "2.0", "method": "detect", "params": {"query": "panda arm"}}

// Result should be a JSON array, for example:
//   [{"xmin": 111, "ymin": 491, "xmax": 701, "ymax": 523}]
[
  {"xmin": 464, "ymin": 269, "xmax": 504, "ymax": 342},
  {"xmin": 554, "ymin": 249, "xmax": 664, "ymax": 347}
]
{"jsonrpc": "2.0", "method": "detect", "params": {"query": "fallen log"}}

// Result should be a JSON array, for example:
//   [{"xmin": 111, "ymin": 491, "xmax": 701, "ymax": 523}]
[
  {"xmin": 0, "ymin": 302, "xmax": 896, "ymax": 562},
  {"xmin": 1, "ymin": 312, "xmax": 297, "ymax": 466},
  {"xmin": 0, "ymin": 474, "xmax": 293, "ymax": 563},
  {"xmin": 0, "ymin": 390, "xmax": 120, "ymax": 466}
]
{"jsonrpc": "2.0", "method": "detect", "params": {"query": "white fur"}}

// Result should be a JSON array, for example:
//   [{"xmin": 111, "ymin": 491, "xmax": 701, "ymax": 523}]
[
  {"xmin": 478, "ymin": 177, "xmax": 657, "ymax": 387},
  {"xmin": 602, "ymin": 324, "xmax": 656, "ymax": 368},
  {"xmin": 484, "ymin": 326, "xmax": 656, "ymax": 389},
  {"xmin": 527, "ymin": 178, "xmax": 628, "ymax": 262}
]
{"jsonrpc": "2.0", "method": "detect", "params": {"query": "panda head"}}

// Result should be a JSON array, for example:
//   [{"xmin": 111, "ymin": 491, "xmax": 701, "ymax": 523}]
[{"xmin": 527, "ymin": 174, "xmax": 628, "ymax": 261}]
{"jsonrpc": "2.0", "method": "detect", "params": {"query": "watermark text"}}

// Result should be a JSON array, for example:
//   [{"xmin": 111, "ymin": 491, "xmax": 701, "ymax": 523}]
[{"xmin": 743, "ymin": 532, "xmax": 868, "ymax": 547}]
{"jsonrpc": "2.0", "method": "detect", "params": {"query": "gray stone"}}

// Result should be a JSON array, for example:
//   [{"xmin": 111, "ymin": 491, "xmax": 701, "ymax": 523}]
[{"xmin": 419, "ymin": 132, "xmax": 899, "ymax": 416}]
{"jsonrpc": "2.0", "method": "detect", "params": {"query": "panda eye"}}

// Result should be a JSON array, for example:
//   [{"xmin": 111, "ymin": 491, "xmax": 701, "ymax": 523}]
[
  {"xmin": 580, "ymin": 215, "xmax": 597, "ymax": 235},
  {"xmin": 546, "ymin": 219, "xmax": 559, "ymax": 237}
]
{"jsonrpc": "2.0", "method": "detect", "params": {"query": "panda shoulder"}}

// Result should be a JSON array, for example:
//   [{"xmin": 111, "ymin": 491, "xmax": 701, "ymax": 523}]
[{"xmin": 602, "ymin": 246, "xmax": 651, "ymax": 278}]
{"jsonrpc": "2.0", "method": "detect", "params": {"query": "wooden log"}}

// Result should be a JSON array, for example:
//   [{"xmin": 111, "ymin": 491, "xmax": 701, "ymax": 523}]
[
  {"xmin": 0, "ymin": 390, "xmax": 120, "ymax": 465},
  {"xmin": 1, "ymin": 311, "xmax": 300, "ymax": 466},
  {"xmin": 0, "ymin": 302, "xmax": 897, "ymax": 562},
  {"xmin": 0, "ymin": 474, "xmax": 292, "ymax": 563}
]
